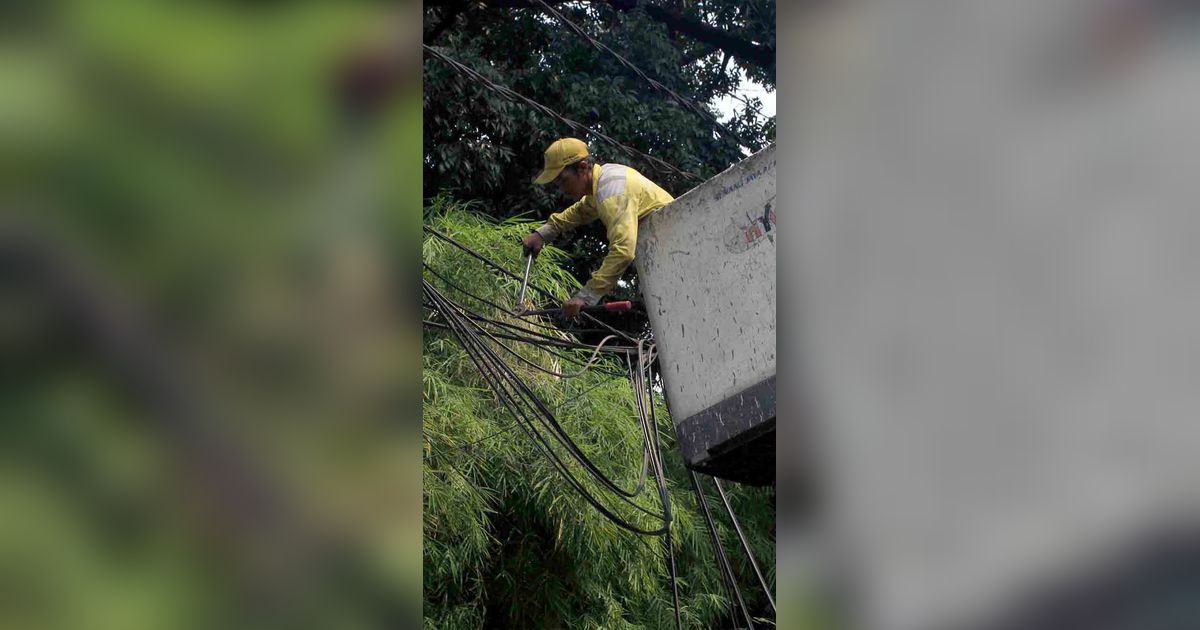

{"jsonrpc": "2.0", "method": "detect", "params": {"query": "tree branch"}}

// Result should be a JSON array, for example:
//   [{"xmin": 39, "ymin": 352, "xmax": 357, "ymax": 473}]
[
  {"xmin": 425, "ymin": 1, "xmax": 470, "ymax": 45},
  {"xmin": 678, "ymin": 44, "xmax": 715, "ymax": 67},
  {"xmin": 420, "ymin": 0, "xmax": 775, "ymax": 72},
  {"xmin": 640, "ymin": 3, "xmax": 774, "ymax": 72}
]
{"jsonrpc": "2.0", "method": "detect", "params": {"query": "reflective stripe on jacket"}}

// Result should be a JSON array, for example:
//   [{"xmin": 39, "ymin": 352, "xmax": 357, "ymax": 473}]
[{"xmin": 535, "ymin": 163, "xmax": 674, "ymax": 304}]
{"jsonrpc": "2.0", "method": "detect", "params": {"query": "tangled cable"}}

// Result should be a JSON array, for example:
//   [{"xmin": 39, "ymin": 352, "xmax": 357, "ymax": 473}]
[
  {"xmin": 422, "ymin": 45, "xmax": 703, "ymax": 184},
  {"xmin": 530, "ymin": 0, "xmax": 753, "ymax": 154},
  {"xmin": 423, "ymin": 224, "xmax": 775, "ymax": 628}
]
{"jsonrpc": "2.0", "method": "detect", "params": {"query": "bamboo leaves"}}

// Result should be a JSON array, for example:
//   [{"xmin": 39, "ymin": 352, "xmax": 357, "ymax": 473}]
[{"xmin": 423, "ymin": 200, "xmax": 775, "ymax": 628}]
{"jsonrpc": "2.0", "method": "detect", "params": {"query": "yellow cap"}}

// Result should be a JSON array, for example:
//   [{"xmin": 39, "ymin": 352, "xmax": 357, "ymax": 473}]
[{"xmin": 532, "ymin": 137, "xmax": 589, "ymax": 184}]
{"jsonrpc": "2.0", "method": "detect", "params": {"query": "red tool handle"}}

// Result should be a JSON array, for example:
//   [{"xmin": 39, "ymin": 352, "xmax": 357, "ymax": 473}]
[
  {"xmin": 518, "ymin": 300, "xmax": 636, "ymax": 317},
  {"xmin": 595, "ymin": 300, "xmax": 632, "ymax": 312}
]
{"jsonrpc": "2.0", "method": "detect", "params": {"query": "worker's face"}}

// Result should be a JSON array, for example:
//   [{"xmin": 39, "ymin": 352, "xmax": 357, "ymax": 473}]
[{"xmin": 554, "ymin": 162, "xmax": 589, "ymax": 200}]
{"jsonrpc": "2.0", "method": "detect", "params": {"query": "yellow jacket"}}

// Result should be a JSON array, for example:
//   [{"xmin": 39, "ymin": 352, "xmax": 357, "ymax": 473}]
[{"xmin": 535, "ymin": 163, "xmax": 674, "ymax": 304}]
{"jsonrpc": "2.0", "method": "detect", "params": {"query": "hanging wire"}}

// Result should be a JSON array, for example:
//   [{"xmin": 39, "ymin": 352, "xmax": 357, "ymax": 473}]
[
  {"xmin": 429, "ymin": 287, "xmax": 665, "ymax": 527},
  {"xmin": 422, "ymin": 4, "xmax": 774, "ymax": 617},
  {"xmin": 423, "ymin": 225, "xmax": 642, "ymax": 346},
  {"xmin": 530, "ymin": 0, "xmax": 753, "ymax": 153},
  {"xmin": 423, "ymin": 226, "xmax": 779, "ymax": 629},
  {"xmin": 423, "ymin": 304, "xmax": 628, "ymax": 376},
  {"xmin": 423, "ymin": 44, "xmax": 703, "ymax": 183},
  {"xmin": 424, "ymin": 262, "xmax": 624, "ymax": 379},
  {"xmin": 425, "ymin": 227, "xmax": 779, "ymax": 626},
  {"xmin": 425, "ymin": 279, "xmax": 666, "ymax": 528},
  {"xmin": 422, "ymin": 259, "xmax": 638, "ymax": 372},
  {"xmin": 423, "ymin": 261, "xmax": 583, "ymax": 332},
  {"xmin": 425, "ymin": 279, "xmax": 642, "ymax": 500},
  {"xmin": 423, "ymin": 261, "xmax": 616, "ymax": 337},
  {"xmin": 475, "ymin": 324, "xmax": 622, "ymax": 380},
  {"xmin": 714, "ymin": 476, "xmax": 776, "ymax": 614},
  {"xmin": 633, "ymin": 339, "xmax": 683, "ymax": 630},
  {"xmin": 422, "ymin": 260, "xmax": 632, "ymax": 378},
  {"xmin": 690, "ymin": 470, "xmax": 757, "ymax": 629},
  {"xmin": 424, "ymin": 317, "xmax": 627, "ymax": 353}
]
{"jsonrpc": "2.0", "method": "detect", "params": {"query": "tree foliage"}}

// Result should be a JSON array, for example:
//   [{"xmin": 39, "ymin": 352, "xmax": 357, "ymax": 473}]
[
  {"xmin": 422, "ymin": 201, "xmax": 776, "ymax": 628},
  {"xmin": 422, "ymin": 0, "xmax": 775, "ymax": 345},
  {"xmin": 422, "ymin": 0, "xmax": 776, "ymax": 215}
]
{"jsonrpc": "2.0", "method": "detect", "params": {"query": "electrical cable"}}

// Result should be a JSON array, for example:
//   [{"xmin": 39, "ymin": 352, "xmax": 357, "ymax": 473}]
[
  {"xmin": 642, "ymin": 347, "xmax": 682, "ymax": 630},
  {"xmin": 425, "ymin": 285, "xmax": 687, "ymax": 627},
  {"xmin": 423, "ymin": 227, "xmax": 692, "ymax": 627},
  {"xmin": 690, "ymin": 470, "xmax": 757, "ymax": 629},
  {"xmin": 423, "ymin": 45, "xmax": 703, "ymax": 183},
  {"xmin": 421, "ymin": 297, "xmax": 628, "ymax": 353},
  {"xmin": 714, "ymin": 476, "xmax": 776, "ymax": 614},
  {"xmin": 630, "ymin": 339, "xmax": 682, "ymax": 630},
  {"xmin": 471, "ymin": 320, "xmax": 622, "ymax": 379},
  {"xmin": 423, "ymin": 225, "xmax": 641, "ymax": 346},
  {"xmin": 425, "ymin": 280, "xmax": 665, "ymax": 526},
  {"xmin": 430, "ymin": 295, "xmax": 663, "ymax": 531},
  {"xmin": 424, "ymin": 318, "xmax": 631, "ymax": 353},
  {"xmin": 429, "ymin": 281, "xmax": 653, "ymax": 507},
  {"xmin": 423, "ymin": 261, "xmax": 614, "ymax": 337},
  {"xmin": 531, "ymin": 0, "xmax": 753, "ymax": 153},
  {"xmin": 421, "ymin": 282, "xmax": 630, "ymax": 378}
]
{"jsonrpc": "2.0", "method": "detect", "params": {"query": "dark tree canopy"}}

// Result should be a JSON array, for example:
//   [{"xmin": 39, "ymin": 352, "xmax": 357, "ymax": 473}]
[
  {"xmin": 424, "ymin": 0, "xmax": 776, "ymax": 76},
  {"xmin": 423, "ymin": 0, "xmax": 776, "ymax": 218}
]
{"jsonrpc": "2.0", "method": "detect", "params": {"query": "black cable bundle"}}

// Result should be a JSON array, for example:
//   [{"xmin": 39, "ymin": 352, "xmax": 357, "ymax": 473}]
[{"xmin": 423, "ymin": 225, "xmax": 781, "ymax": 629}]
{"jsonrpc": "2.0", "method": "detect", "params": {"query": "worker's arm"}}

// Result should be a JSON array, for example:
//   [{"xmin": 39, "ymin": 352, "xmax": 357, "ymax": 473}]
[
  {"xmin": 574, "ymin": 193, "xmax": 638, "ymax": 306},
  {"xmin": 534, "ymin": 197, "xmax": 598, "ymax": 244}
]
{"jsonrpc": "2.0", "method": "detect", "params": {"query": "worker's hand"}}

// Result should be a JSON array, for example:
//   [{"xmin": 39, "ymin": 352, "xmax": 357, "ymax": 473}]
[
  {"xmin": 522, "ymin": 232, "xmax": 544, "ymax": 257},
  {"xmin": 561, "ymin": 297, "xmax": 586, "ymax": 319}
]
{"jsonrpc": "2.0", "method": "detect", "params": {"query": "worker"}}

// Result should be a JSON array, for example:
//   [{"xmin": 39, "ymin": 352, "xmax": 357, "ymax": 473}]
[{"xmin": 522, "ymin": 137, "xmax": 675, "ymax": 318}]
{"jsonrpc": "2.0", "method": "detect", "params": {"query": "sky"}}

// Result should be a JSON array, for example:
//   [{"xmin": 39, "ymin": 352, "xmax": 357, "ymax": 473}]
[{"xmin": 713, "ymin": 68, "xmax": 777, "ymax": 122}]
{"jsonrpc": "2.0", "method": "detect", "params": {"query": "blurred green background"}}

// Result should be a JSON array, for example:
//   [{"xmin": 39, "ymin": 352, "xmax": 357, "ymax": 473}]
[{"xmin": 2, "ymin": 1, "xmax": 424, "ymax": 628}]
